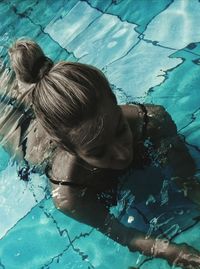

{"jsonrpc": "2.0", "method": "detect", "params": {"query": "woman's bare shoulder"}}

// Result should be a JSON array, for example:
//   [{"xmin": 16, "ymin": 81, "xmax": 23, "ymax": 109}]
[
  {"xmin": 49, "ymin": 149, "xmax": 117, "ymax": 191},
  {"xmin": 49, "ymin": 149, "xmax": 78, "ymax": 181},
  {"xmin": 144, "ymin": 104, "xmax": 178, "ymax": 141},
  {"xmin": 122, "ymin": 103, "xmax": 177, "ymax": 139},
  {"xmin": 48, "ymin": 148, "xmax": 95, "ymax": 185}
]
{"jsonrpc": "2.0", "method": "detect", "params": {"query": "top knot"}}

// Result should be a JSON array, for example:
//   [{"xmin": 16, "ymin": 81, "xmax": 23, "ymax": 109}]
[
  {"xmin": 9, "ymin": 39, "xmax": 54, "ymax": 84},
  {"xmin": 31, "ymin": 56, "xmax": 53, "ymax": 83}
]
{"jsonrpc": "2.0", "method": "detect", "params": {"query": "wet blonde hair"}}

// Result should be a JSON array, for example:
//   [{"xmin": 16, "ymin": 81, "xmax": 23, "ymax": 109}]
[{"xmin": 9, "ymin": 39, "xmax": 117, "ymax": 153}]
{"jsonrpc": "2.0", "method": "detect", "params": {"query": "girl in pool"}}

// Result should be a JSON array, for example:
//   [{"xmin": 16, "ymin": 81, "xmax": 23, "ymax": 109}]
[{"xmin": 4, "ymin": 39, "xmax": 200, "ymax": 268}]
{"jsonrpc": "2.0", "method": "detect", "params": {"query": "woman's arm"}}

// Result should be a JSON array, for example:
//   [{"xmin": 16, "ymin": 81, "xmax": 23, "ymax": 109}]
[{"xmin": 50, "ymin": 181, "xmax": 200, "ymax": 268}]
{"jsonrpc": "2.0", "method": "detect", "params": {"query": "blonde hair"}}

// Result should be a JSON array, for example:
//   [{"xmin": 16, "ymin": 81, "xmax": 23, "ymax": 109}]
[
  {"xmin": 9, "ymin": 39, "xmax": 117, "ymax": 152},
  {"xmin": 9, "ymin": 40, "xmax": 53, "ymax": 83}
]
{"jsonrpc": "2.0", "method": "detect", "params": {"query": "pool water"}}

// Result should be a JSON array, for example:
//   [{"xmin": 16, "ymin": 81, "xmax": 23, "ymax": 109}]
[{"xmin": 0, "ymin": 1, "xmax": 200, "ymax": 268}]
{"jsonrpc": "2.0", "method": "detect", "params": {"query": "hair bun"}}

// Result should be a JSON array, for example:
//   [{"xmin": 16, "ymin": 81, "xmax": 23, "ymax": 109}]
[
  {"xmin": 32, "ymin": 56, "xmax": 53, "ymax": 83},
  {"xmin": 9, "ymin": 40, "xmax": 54, "ymax": 84}
]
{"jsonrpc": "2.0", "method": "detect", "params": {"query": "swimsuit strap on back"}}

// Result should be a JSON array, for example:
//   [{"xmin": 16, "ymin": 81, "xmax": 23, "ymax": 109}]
[
  {"xmin": 137, "ymin": 103, "xmax": 149, "ymax": 140},
  {"xmin": 127, "ymin": 102, "xmax": 149, "ymax": 140}
]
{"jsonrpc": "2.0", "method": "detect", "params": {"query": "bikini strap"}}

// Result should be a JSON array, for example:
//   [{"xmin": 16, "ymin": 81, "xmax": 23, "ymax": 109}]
[
  {"xmin": 127, "ymin": 101, "xmax": 149, "ymax": 140},
  {"xmin": 48, "ymin": 176, "xmax": 87, "ymax": 188},
  {"xmin": 137, "ymin": 103, "xmax": 149, "ymax": 140},
  {"xmin": 45, "ymin": 162, "xmax": 88, "ymax": 188}
]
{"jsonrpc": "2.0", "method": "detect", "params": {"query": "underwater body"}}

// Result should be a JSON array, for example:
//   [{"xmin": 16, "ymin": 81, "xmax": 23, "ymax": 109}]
[{"xmin": 0, "ymin": 0, "xmax": 200, "ymax": 268}]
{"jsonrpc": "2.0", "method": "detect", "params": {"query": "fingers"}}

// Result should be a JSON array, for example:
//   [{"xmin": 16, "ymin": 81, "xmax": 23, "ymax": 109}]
[
  {"xmin": 177, "ymin": 253, "xmax": 200, "ymax": 269},
  {"xmin": 171, "ymin": 244, "xmax": 200, "ymax": 269}
]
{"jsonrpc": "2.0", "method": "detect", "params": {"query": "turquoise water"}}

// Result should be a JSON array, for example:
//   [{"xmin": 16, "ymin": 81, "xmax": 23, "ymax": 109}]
[{"xmin": 0, "ymin": 0, "xmax": 200, "ymax": 268}]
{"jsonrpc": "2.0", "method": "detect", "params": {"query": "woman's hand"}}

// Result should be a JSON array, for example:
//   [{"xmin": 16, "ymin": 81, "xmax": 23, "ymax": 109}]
[
  {"xmin": 163, "ymin": 242, "xmax": 200, "ymax": 269},
  {"xmin": 128, "ymin": 232, "xmax": 200, "ymax": 269}
]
